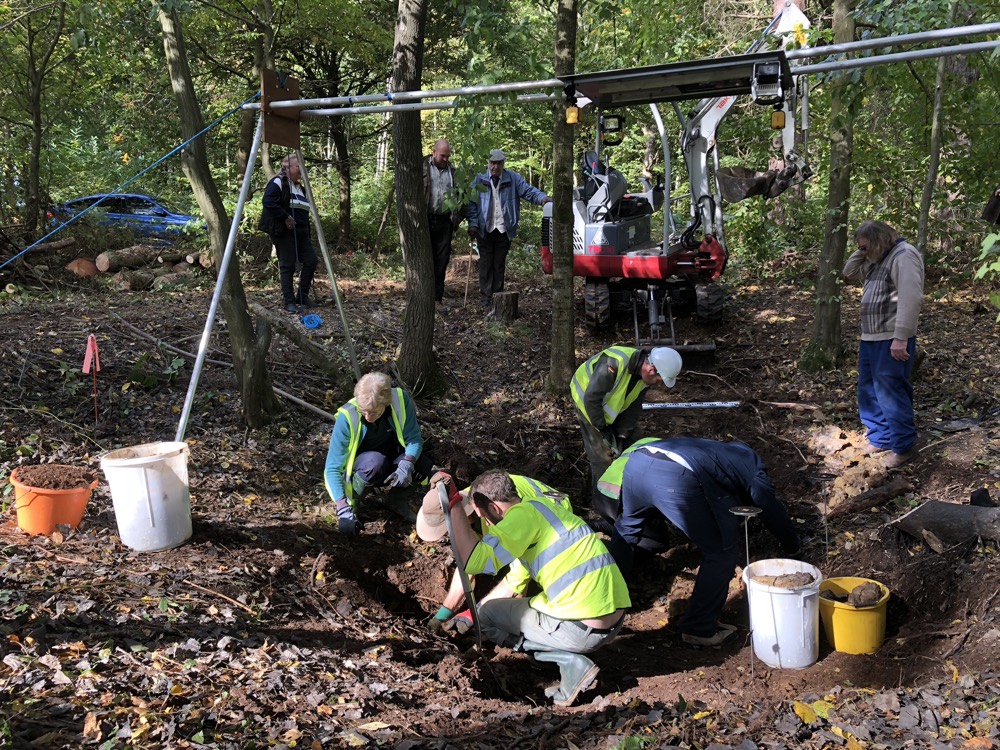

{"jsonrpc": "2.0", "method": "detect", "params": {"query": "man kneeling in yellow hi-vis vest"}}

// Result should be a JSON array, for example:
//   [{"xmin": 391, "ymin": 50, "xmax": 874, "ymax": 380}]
[
  {"xmin": 323, "ymin": 373, "xmax": 433, "ymax": 535},
  {"xmin": 415, "ymin": 471, "xmax": 570, "ymax": 635},
  {"xmin": 439, "ymin": 470, "xmax": 630, "ymax": 707},
  {"xmin": 571, "ymin": 346, "xmax": 682, "ymax": 517}
]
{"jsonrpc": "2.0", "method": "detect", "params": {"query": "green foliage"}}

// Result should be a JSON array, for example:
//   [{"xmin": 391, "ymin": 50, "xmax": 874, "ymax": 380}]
[{"xmin": 975, "ymin": 232, "xmax": 1000, "ymax": 322}]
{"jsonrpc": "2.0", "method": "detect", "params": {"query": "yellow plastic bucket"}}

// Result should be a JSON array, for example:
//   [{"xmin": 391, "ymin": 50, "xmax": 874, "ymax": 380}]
[{"xmin": 818, "ymin": 576, "xmax": 890, "ymax": 654}]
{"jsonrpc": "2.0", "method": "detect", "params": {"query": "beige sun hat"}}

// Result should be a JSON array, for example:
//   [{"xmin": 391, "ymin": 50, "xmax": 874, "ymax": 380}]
[{"xmin": 415, "ymin": 486, "xmax": 474, "ymax": 542}]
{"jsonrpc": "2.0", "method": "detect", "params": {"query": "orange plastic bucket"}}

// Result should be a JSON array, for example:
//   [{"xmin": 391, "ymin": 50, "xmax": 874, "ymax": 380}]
[{"xmin": 9, "ymin": 467, "xmax": 98, "ymax": 535}]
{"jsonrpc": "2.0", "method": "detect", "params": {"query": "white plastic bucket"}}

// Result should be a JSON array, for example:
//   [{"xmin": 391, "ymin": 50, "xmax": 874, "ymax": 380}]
[
  {"xmin": 742, "ymin": 558, "xmax": 822, "ymax": 669},
  {"xmin": 100, "ymin": 441, "xmax": 192, "ymax": 552}
]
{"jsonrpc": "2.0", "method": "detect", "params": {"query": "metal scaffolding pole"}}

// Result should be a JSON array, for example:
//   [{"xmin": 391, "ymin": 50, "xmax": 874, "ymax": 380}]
[
  {"xmin": 176, "ymin": 115, "xmax": 264, "ymax": 443},
  {"xmin": 795, "ymin": 40, "xmax": 1000, "ymax": 76},
  {"xmin": 295, "ymin": 151, "xmax": 361, "ymax": 380},
  {"xmin": 247, "ymin": 77, "xmax": 563, "ymax": 113},
  {"xmin": 298, "ymin": 93, "xmax": 557, "ymax": 119},
  {"xmin": 786, "ymin": 21, "xmax": 1000, "ymax": 60}
]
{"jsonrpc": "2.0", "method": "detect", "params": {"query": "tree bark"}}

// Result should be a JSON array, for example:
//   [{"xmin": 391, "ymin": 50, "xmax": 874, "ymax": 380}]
[
  {"xmin": 895, "ymin": 500, "xmax": 1000, "ymax": 551},
  {"xmin": 19, "ymin": 2, "xmax": 69, "ymax": 233},
  {"xmin": 238, "ymin": 0, "xmax": 277, "ymax": 188},
  {"xmin": 330, "ymin": 122, "xmax": 352, "ymax": 247},
  {"xmin": 112, "ymin": 270, "xmax": 155, "ymax": 291},
  {"xmin": 547, "ymin": 0, "xmax": 579, "ymax": 395},
  {"xmin": 96, "ymin": 245, "xmax": 163, "ymax": 273},
  {"xmin": 390, "ymin": 0, "xmax": 442, "ymax": 394},
  {"xmin": 490, "ymin": 292, "xmax": 519, "ymax": 322},
  {"xmin": 800, "ymin": 0, "xmax": 855, "ymax": 372},
  {"xmin": 158, "ymin": 7, "xmax": 280, "ymax": 428},
  {"xmin": 821, "ymin": 477, "xmax": 914, "ymax": 519},
  {"xmin": 917, "ymin": 1, "xmax": 957, "ymax": 254}
]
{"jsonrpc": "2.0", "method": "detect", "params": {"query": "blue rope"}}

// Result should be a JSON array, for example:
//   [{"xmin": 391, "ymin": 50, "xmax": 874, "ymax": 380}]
[{"xmin": 1, "ymin": 91, "xmax": 261, "ymax": 272}]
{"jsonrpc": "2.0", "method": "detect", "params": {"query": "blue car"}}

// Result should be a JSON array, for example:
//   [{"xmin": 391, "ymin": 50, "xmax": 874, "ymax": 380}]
[{"xmin": 47, "ymin": 193, "xmax": 203, "ymax": 240}]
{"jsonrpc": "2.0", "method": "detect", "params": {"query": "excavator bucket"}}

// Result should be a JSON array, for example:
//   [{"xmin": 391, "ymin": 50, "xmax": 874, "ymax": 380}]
[
  {"xmin": 718, "ymin": 164, "xmax": 801, "ymax": 203},
  {"xmin": 717, "ymin": 166, "xmax": 773, "ymax": 202}
]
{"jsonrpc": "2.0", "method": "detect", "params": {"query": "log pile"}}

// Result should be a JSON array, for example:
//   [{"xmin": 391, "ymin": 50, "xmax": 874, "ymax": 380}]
[{"xmin": 78, "ymin": 243, "xmax": 212, "ymax": 291}]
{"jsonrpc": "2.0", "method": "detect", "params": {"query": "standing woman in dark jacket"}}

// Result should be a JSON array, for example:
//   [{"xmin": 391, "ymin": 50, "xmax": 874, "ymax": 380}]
[{"xmin": 262, "ymin": 154, "xmax": 318, "ymax": 312}]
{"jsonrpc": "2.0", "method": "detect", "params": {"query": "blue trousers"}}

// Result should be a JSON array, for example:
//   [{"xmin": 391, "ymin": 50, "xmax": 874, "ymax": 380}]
[
  {"xmin": 857, "ymin": 338, "xmax": 916, "ymax": 453},
  {"xmin": 351, "ymin": 450, "xmax": 433, "ymax": 500},
  {"xmin": 615, "ymin": 452, "xmax": 738, "ymax": 638}
]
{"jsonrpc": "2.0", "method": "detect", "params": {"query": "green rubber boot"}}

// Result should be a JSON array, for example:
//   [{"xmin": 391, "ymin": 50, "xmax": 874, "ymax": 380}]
[
  {"xmin": 531, "ymin": 650, "xmax": 600, "ymax": 707},
  {"xmin": 351, "ymin": 475, "xmax": 369, "ymax": 503}
]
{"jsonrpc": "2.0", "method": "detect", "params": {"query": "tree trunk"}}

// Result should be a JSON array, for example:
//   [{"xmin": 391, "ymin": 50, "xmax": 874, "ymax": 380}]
[
  {"xmin": 238, "ymin": 0, "xmax": 277, "ymax": 187},
  {"xmin": 330, "ymin": 122, "xmax": 352, "ymax": 247},
  {"xmin": 547, "ymin": 0, "xmax": 579, "ymax": 395},
  {"xmin": 917, "ymin": 1, "xmax": 957, "ymax": 254},
  {"xmin": 390, "ymin": 0, "xmax": 442, "ymax": 394},
  {"xmin": 800, "ymin": 0, "xmax": 855, "ymax": 372},
  {"xmin": 157, "ymin": 7, "xmax": 280, "ymax": 428},
  {"xmin": 21, "ymin": 3, "xmax": 68, "ymax": 233}
]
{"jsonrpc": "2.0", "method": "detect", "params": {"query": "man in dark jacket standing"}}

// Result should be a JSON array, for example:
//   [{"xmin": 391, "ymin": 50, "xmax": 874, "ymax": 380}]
[
  {"xmin": 604, "ymin": 437, "xmax": 800, "ymax": 647},
  {"xmin": 423, "ymin": 139, "xmax": 462, "ymax": 304},
  {"xmin": 262, "ymin": 154, "xmax": 318, "ymax": 313},
  {"xmin": 467, "ymin": 149, "xmax": 551, "ymax": 307}
]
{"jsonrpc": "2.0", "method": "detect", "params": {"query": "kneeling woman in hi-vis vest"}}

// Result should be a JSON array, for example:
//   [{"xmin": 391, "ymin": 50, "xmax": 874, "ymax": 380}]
[{"xmin": 323, "ymin": 372, "xmax": 434, "ymax": 535}]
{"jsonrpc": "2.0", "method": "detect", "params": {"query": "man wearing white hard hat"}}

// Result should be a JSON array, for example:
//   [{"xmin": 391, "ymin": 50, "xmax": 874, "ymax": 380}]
[
  {"xmin": 570, "ymin": 346, "xmax": 682, "ymax": 521},
  {"xmin": 416, "ymin": 470, "xmax": 569, "ymax": 635}
]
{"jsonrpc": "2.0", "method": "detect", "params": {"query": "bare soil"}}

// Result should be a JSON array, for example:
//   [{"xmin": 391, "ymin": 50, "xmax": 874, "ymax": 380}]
[
  {"xmin": 2, "ymin": 248, "xmax": 1000, "ymax": 749},
  {"xmin": 12, "ymin": 465, "xmax": 98, "ymax": 490}
]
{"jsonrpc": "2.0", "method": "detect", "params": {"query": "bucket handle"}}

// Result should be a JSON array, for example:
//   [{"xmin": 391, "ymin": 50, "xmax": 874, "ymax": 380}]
[{"xmin": 142, "ymin": 468, "xmax": 156, "ymax": 528}]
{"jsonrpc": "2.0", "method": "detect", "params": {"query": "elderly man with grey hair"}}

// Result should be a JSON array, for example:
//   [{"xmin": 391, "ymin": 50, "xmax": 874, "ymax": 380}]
[
  {"xmin": 843, "ymin": 220, "xmax": 924, "ymax": 469},
  {"xmin": 467, "ymin": 149, "xmax": 552, "ymax": 307},
  {"xmin": 323, "ymin": 373, "xmax": 433, "ymax": 534}
]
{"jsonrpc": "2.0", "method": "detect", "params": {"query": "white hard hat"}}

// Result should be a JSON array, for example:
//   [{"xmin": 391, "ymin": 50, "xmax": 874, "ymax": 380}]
[{"xmin": 648, "ymin": 347, "xmax": 682, "ymax": 387}]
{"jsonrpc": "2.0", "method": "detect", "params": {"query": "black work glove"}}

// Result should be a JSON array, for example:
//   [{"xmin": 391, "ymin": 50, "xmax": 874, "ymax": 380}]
[{"xmin": 601, "ymin": 429, "xmax": 620, "ymax": 457}]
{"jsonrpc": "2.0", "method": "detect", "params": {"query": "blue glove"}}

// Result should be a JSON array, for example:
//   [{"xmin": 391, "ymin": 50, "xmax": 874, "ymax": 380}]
[
  {"xmin": 336, "ymin": 500, "xmax": 358, "ymax": 536},
  {"xmin": 385, "ymin": 458, "xmax": 415, "ymax": 489}
]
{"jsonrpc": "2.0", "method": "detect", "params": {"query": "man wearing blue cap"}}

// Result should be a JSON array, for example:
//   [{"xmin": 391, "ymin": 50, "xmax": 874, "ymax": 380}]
[{"xmin": 467, "ymin": 149, "xmax": 552, "ymax": 307}]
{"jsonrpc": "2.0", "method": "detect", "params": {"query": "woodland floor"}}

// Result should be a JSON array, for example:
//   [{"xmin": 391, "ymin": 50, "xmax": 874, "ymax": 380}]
[{"xmin": 2, "ymin": 242, "xmax": 1000, "ymax": 750}]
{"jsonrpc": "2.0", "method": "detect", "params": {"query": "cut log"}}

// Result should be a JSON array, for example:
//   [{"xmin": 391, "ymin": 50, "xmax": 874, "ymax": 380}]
[
  {"xmin": 198, "ymin": 252, "xmax": 215, "ymax": 268},
  {"xmin": 111, "ymin": 270, "xmax": 155, "ymax": 291},
  {"xmin": 172, "ymin": 261, "xmax": 194, "ymax": 273},
  {"xmin": 65, "ymin": 258, "xmax": 98, "ymax": 278},
  {"xmin": 31, "ymin": 237, "xmax": 76, "ymax": 253},
  {"xmin": 156, "ymin": 249, "xmax": 185, "ymax": 264},
  {"xmin": 490, "ymin": 291, "xmax": 519, "ymax": 322},
  {"xmin": 185, "ymin": 252, "xmax": 201, "ymax": 265},
  {"xmin": 819, "ymin": 477, "xmax": 914, "ymax": 519},
  {"xmin": 152, "ymin": 272, "xmax": 190, "ymax": 290},
  {"xmin": 894, "ymin": 500, "xmax": 1000, "ymax": 551},
  {"xmin": 248, "ymin": 301, "xmax": 342, "ymax": 377},
  {"xmin": 95, "ymin": 244, "xmax": 162, "ymax": 273}
]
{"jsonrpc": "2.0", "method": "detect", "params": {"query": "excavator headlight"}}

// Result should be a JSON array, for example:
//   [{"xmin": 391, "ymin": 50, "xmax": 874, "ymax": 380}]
[{"xmin": 751, "ymin": 62, "xmax": 783, "ymax": 106}]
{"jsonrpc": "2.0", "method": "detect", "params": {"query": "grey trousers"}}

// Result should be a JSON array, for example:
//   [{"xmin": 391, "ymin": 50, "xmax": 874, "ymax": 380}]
[{"xmin": 478, "ymin": 597, "xmax": 622, "ymax": 654}]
